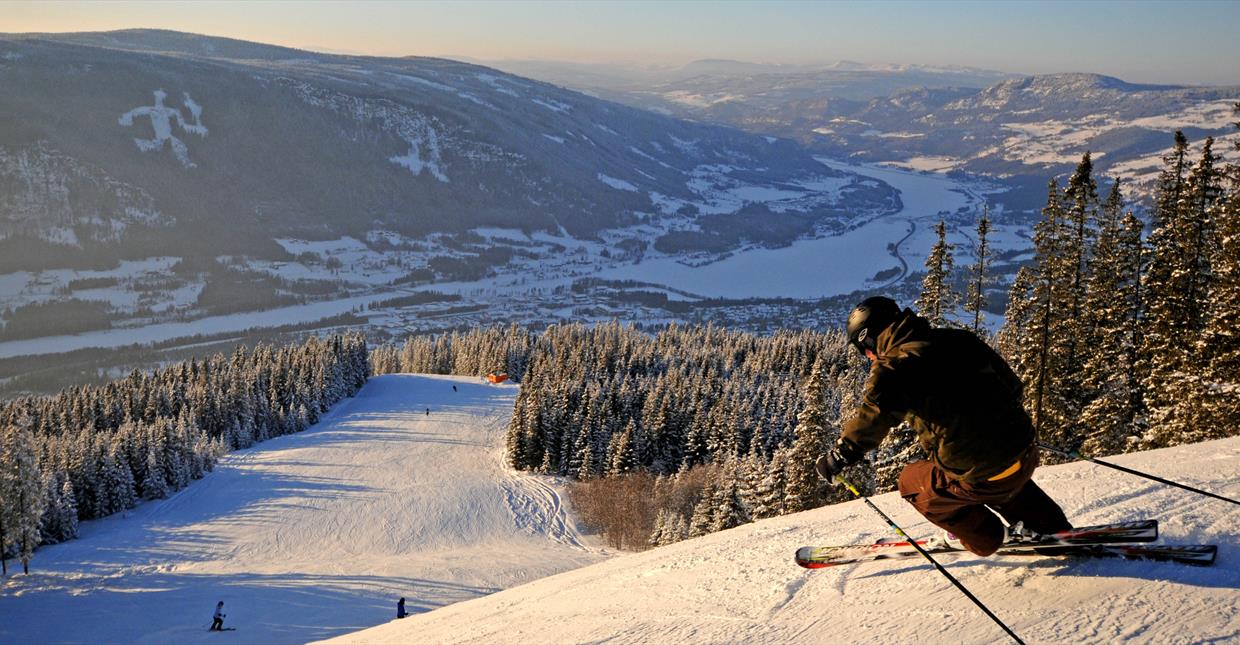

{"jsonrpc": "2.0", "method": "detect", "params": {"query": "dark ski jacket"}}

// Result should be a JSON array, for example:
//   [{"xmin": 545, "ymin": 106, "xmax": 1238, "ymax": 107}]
[{"xmin": 839, "ymin": 309, "xmax": 1033, "ymax": 482}]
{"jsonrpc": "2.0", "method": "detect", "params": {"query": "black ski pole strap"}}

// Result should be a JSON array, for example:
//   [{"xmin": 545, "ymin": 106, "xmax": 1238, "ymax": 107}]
[
  {"xmin": 835, "ymin": 476, "xmax": 1026, "ymax": 645},
  {"xmin": 1037, "ymin": 443, "xmax": 1239, "ymax": 507}
]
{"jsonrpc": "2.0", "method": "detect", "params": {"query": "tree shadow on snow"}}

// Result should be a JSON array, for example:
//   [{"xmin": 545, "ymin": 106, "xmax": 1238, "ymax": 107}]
[{"xmin": 0, "ymin": 568, "xmax": 500, "ymax": 645}]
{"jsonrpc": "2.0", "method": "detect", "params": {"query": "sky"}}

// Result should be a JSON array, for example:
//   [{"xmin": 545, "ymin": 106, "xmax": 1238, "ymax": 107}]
[{"xmin": 3, "ymin": 0, "xmax": 1240, "ymax": 85}]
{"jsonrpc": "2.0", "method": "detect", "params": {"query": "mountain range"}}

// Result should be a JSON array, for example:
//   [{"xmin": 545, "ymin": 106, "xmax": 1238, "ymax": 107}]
[
  {"xmin": 0, "ymin": 30, "xmax": 876, "ymax": 271},
  {"xmin": 493, "ymin": 58, "xmax": 1239, "ymax": 208}
]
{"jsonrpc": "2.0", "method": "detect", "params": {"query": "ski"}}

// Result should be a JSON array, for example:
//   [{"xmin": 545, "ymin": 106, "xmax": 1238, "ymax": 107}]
[
  {"xmin": 795, "ymin": 540, "xmax": 1216, "ymax": 568},
  {"xmin": 794, "ymin": 519, "xmax": 1212, "ymax": 569}
]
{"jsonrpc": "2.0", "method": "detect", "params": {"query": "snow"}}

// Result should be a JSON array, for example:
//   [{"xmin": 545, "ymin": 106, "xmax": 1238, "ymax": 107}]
[
  {"xmin": 0, "ymin": 375, "xmax": 602, "ymax": 645},
  {"xmin": 118, "ymin": 90, "xmax": 209, "ymax": 168},
  {"xmin": 884, "ymin": 155, "xmax": 961, "ymax": 173},
  {"xmin": 531, "ymin": 98, "xmax": 572, "ymax": 113},
  {"xmin": 3, "ymin": 375, "xmax": 1236, "ymax": 644},
  {"xmin": 0, "ymin": 257, "xmax": 188, "ymax": 319},
  {"xmin": 389, "ymin": 128, "xmax": 449, "ymax": 183},
  {"xmin": 475, "ymin": 73, "xmax": 522, "ymax": 98},
  {"xmin": 598, "ymin": 173, "xmax": 639, "ymax": 192},
  {"xmin": 322, "ymin": 436, "xmax": 1240, "ymax": 645}
]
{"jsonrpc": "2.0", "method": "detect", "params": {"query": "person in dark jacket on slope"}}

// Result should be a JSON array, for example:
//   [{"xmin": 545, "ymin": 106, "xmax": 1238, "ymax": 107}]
[
  {"xmin": 210, "ymin": 601, "xmax": 226, "ymax": 631},
  {"xmin": 815, "ymin": 296, "xmax": 1072, "ymax": 556},
  {"xmin": 397, "ymin": 597, "xmax": 408, "ymax": 619}
]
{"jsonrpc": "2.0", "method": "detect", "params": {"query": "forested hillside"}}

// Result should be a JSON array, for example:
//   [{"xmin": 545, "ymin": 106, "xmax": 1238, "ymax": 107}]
[{"xmin": 0, "ymin": 333, "xmax": 368, "ymax": 574}]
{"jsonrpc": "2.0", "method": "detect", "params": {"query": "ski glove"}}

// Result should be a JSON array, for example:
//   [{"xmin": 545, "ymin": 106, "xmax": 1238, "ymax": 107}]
[
  {"xmin": 814, "ymin": 448, "xmax": 846, "ymax": 481},
  {"xmin": 815, "ymin": 442, "xmax": 863, "ymax": 481}
]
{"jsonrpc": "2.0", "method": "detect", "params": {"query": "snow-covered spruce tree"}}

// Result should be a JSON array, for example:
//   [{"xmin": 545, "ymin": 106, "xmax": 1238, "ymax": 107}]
[
  {"xmin": 783, "ymin": 357, "xmax": 832, "ymax": 513},
  {"xmin": 707, "ymin": 457, "xmax": 750, "ymax": 533},
  {"xmin": 607, "ymin": 419, "xmax": 640, "ymax": 476},
  {"xmin": 1142, "ymin": 136, "xmax": 1225, "ymax": 447},
  {"xmin": 0, "ymin": 424, "xmax": 47, "ymax": 575},
  {"xmin": 98, "ymin": 439, "xmax": 136, "ymax": 517},
  {"xmin": 964, "ymin": 208, "xmax": 992, "ymax": 334},
  {"xmin": 1049, "ymin": 153, "xmax": 1102, "ymax": 450},
  {"xmin": 1078, "ymin": 181, "xmax": 1147, "ymax": 455},
  {"xmin": 995, "ymin": 266, "xmax": 1037, "ymax": 373},
  {"xmin": 1140, "ymin": 132, "xmax": 1193, "ymax": 445},
  {"xmin": 915, "ymin": 220, "xmax": 958, "ymax": 327},
  {"xmin": 1007, "ymin": 179, "xmax": 1077, "ymax": 452},
  {"xmin": 1184, "ymin": 130, "xmax": 1239, "ymax": 443},
  {"xmin": 39, "ymin": 468, "xmax": 79, "ymax": 546},
  {"xmin": 686, "ymin": 475, "xmax": 720, "ymax": 539},
  {"xmin": 749, "ymin": 447, "xmax": 789, "ymax": 520}
]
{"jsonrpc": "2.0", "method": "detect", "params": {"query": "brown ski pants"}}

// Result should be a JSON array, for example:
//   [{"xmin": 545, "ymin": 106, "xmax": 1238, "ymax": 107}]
[{"xmin": 897, "ymin": 447, "xmax": 1071, "ymax": 556}]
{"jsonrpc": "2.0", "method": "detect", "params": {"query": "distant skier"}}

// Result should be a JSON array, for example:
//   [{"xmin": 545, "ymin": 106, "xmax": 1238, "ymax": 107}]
[
  {"xmin": 209, "ymin": 601, "xmax": 226, "ymax": 631},
  {"xmin": 425, "ymin": 407, "xmax": 430, "ymax": 416},
  {"xmin": 815, "ymin": 296, "xmax": 1072, "ymax": 556},
  {"xmin": 396, "ymin": 597, "xmax": 408, "ymax": 619},
  {"xmin": 453, "ymin": 385, "xmax": 457, "ymax": 392}
]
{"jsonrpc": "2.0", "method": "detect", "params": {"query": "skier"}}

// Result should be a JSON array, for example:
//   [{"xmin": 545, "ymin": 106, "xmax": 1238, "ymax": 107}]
[
  {"xmin": 815, "ymin": 296, "xmax": 1072, "ymax": 556},
  {"xmin": 396, "ymin": 597, "xmax": 408, "ymax": 619},
  {"xmin": 209, "ymin": 601, "xmax": 226, "ymax": 631}
]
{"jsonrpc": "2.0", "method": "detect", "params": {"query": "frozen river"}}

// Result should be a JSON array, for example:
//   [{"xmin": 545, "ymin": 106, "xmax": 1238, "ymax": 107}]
[{"xmin": 599, "ymin": 157, "xmax": 991, "ymax": 299}]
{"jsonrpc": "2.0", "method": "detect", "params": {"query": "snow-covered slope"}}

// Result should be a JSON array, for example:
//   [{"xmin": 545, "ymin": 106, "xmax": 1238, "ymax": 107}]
[
  {"xmin": 324, "ymin": 437, "xmax": 1240, "ymax": 645},
  {"xmin": 0, "ymin": 374, "xmax": 603, "ymax": 645},
  {"xmin": 3, "ymin": 373, "xmax": 1236, "ymax": 644}
]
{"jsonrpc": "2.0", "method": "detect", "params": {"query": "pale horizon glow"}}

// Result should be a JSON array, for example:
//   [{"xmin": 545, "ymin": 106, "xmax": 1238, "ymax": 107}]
[{"xmin": 3, "ymin": 0, "xmax": 1240, "ymax": 85}]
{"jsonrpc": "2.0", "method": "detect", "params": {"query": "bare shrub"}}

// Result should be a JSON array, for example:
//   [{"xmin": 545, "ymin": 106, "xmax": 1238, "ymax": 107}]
[
  {"xmin": 569, "ymin": 464, "xmax": 719, "ymax": 551},
  {"xmin": 568, "ymin": 471, "xmax": 658, "ymax": 550}
]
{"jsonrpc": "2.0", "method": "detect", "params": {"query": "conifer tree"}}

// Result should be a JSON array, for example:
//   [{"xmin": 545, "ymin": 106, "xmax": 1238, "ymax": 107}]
[
  {"xmin": 607, "ymin": 420, "xmax": 639, "ymax": 476},
  {"xmin": 916, "ymin": 220, "xmax": 957, "ymax": 326},
  {"xmin": 965, "ymin": 208, "xmax": 992, "ymax": 334},
  {"xmin": 1078, "ymin": 181, "xmax": 1146, "ymax": 454},
  {"xmin": 0, "ymin": 424, "xmax": 47, "ymax": 575},
  {"xmin": 750, "ymin": 448, "xmax": 789, "ymax": 520},
  {"xmin": 1188, "ymin": 125, "xmax": 1239, "ymax": 442},
  {"xmin": 1142, "ymin": 136, "xmax": 1224, "ymax": 446},
  {"xmin": 1141, "ymin": 131, "xmax": 1193, "ymax": 439},
  {"xmin": 1014, "ymin": 179, "xmax": 1074, "ymax": 447},
  {"xmin": 40, "ymin": 469, "xmax": 79, "ymax": 545},
  {"xmin": 784, "ymin": 357, "xmax": 831, "ymax": 513}
]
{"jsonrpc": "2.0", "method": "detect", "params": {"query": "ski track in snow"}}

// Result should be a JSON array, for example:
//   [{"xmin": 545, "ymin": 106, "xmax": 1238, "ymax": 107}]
[{"xmin": 0, "ymin": 374, "xmax": 601, "ymax": 645}]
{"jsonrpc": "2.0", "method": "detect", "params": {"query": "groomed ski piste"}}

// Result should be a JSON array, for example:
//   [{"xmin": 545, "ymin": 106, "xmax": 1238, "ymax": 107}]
[
  {"xmin": 0, "ymin": 375, "xmax": 605, "ymax": 644},
  {"xmin": 2, "ymin": 374, "xmax": 1238, "ymax": 644}
]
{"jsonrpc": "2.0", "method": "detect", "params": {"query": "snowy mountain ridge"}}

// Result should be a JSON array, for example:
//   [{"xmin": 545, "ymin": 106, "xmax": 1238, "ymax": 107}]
[{"xmin": 506, "ymin": 59, "xmax": 1239, "ymax": 204}]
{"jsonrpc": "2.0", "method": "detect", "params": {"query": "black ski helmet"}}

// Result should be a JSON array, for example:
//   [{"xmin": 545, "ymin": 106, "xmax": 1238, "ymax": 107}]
[{"xmin": 846, "ymin": 296, "xmax": 900, "ymax": 355}]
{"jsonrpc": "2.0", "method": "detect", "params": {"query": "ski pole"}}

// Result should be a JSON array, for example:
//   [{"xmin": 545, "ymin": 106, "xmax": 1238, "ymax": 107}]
[
  {"xmin": 834, "ymin": 475, "xmax": 1025, "ymax": 645},
  {"xmin": 1037, "ymin": 443, "xmax": 1239, "ymax": 507}
]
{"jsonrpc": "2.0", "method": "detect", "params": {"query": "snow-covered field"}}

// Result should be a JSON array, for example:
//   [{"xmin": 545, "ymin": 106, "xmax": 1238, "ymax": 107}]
[
  {"xmin": 326, "ymin": 436, "xmax": 1240, "ymax": 645},
  {"xmin": 0, "ymin": 375, "xmax": 603, "ymax": 644}
]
